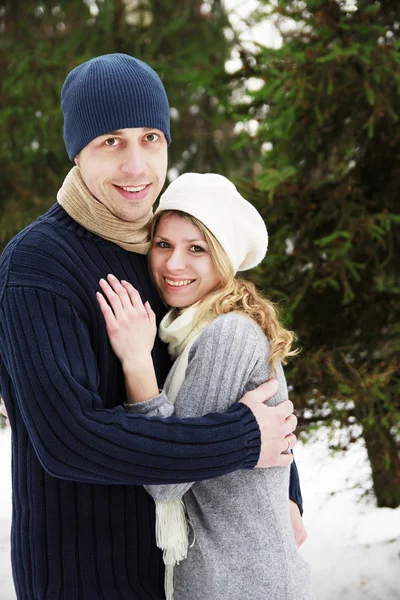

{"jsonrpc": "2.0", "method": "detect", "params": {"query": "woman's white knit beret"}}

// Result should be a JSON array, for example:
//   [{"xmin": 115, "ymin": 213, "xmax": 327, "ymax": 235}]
[{"xmin": 155, "ymin": 173, "xmax": 268, "ymax": 273}]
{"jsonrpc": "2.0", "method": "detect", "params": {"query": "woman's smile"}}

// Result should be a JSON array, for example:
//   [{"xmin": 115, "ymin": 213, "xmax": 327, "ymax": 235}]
[
  {"xmin": 149, "ymin": 213, "xmax": 221, "ymax": 308},
  {"xmin": 163, "ymin": 277, "xmax": 196, "ymax": 288}
]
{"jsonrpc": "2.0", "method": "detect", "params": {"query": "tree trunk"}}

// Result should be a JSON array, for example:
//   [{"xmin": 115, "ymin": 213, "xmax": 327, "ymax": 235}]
[{"xmin": 362, "ymin": 422, "xmax": 400, "ymax": 508}]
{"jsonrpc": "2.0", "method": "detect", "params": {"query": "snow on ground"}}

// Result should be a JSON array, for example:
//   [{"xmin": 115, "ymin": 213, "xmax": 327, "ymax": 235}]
[
  {"xmin": 0, "ymin": 429, "xmax": 14, "ymax": 600},
  {"xmin": 0, "ymin": 427, "xmax": 399, "ymax": 599},
  {"xmin": 296, "ymin": 434, "xmax": 400, "ymax": 599}
]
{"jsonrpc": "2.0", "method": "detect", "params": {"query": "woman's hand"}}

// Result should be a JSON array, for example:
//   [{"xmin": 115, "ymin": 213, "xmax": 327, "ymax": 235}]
[
  {"xmin": 96, "ymin": 274, "xmax": 157, "ymax": 368},
  {"xmin": 1, "ymin": 398, "xmax": 10, "ymax": 428},
  {"xmin": 289, "ymin": 500, "xmax": 307, "ymax": 547}
]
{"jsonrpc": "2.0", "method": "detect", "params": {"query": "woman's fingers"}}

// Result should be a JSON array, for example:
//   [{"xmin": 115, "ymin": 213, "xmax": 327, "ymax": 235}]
[
  {"xmin": 99, "ymin": 278, "xmax": 125, "ymax": 318},
  {"xmin": 121, "ymin": 280, "xmax": 147, "ymax": 315},
  {"xmin": 144, "ymin": 301, "xmax": 156, "ymax": 327},
  {"xmin": 98, "ymin": 274, "xmax": 136, "ymax": 317},
  {"xmin": 97, "ymin": 277, "xmax": 156, "ymax": 361},
  {"xmin": 105, "ymin": 274, "xmax": 133, "ymax": 310},
  {"xmin": 99, "ymin": 275, "xmax": 149, "ymax": 322},
  {"xmin": 96, "ymin": 292, "xmax": 117, "ymax": 329}
]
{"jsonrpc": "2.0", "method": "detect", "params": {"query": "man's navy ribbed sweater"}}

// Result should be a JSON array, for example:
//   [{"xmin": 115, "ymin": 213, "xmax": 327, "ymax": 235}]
[{"xmin": 0, "ymin": 204, "xmax": 301, "ymax": 599}]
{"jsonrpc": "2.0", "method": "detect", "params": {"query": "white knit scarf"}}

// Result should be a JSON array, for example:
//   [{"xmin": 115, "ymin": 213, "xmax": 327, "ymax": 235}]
[{"xmin": 156, "ymin": 304, "xmax": 210, "ymax": 600}]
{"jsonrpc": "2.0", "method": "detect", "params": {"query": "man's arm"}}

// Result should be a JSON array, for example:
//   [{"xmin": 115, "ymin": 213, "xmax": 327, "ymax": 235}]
[
  {"xmin": 123, "ymin": 314, "xmax": 298, "ymax": 505},
  {"xmin": 0, "ymin": 286, "xmax": 295, "ymax": 486},
  {"xmin": 126, "ymin": 383, "xmax": 301, "ymax": 511}
]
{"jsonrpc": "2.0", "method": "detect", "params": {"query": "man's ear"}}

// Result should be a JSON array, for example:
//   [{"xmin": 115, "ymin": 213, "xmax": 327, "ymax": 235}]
[{"xmin": 74, "ymin": 155, "xmax": 80, "ymax": 167}]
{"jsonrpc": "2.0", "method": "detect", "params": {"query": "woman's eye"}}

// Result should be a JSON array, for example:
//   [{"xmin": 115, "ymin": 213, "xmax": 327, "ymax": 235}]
[
  {"xmin": 145, "ymin": 133, "xmax": 160, "ymax": 142},
  {"xmin": 156, "ymin": 241, "xmax": 170, "ymax": 248},
  {"xmin": 190, "ymin": 245, "xmax": 204, "ymax": 253},
  {"xmin": 104, "ymin": 138, "xmax": 119, "ymax": 146}
]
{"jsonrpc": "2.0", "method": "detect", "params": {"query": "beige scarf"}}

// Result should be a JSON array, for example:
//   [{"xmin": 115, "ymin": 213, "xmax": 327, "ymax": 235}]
[
  {"xmin": 156, "ymin": 305, "xmax": 210, "ymax": 600},
  {"xmin": 57, "ymin": 166, "xmax": 152, "ymax": 254}
]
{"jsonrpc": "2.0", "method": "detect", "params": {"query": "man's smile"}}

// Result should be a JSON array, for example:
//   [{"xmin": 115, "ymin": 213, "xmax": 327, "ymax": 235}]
[{"xmin": 113, "ymin": 183, "xmax": 151, "ymax": 200}]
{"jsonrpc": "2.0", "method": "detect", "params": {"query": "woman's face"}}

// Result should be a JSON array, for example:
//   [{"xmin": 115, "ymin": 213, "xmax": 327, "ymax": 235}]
[{"xmin": 149, "ymin": 213, "xmax": 221, "ymax": 308}]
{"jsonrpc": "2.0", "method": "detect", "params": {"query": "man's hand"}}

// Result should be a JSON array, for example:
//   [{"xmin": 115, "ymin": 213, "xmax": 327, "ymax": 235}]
[
  {"xmin": 289, "ymin": 500, "xmax": 307, "ymax": 547},
  {"xmin": 240, "ymin": 380, "xmax": 297, "ymax": 468}
]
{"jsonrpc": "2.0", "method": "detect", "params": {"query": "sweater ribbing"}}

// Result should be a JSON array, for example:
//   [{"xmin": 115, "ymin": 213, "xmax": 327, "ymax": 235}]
[
  {"xmin": 0, "ymin": 204, "xmax": 261, "ymax": 599},
  {"xmin": 141, "ymin": 313, "xmax": 312, "ymax": 600}
]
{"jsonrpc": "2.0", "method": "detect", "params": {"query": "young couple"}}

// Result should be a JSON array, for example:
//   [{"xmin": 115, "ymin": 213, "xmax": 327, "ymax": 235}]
[
  {"xmin": 97, "ymin": 172, "xmax": 312, "ymax": 599},
  {"xmin": 0, "ymin": 53, "xmax": 311, "ymax": 599}
]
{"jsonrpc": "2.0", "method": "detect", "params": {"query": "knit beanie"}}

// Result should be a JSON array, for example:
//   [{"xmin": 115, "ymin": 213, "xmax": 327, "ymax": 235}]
[
  {"xmin": 61, "ymin": 53, "xmax": 171, "ymax": 160},
  {"xmin": 155, "ymin": 173, "xmax": 268, "ymax": 273}
]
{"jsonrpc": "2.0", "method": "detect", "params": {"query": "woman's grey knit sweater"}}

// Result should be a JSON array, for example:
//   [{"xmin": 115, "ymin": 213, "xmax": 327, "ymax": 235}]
[{"xmin": 128, "ymin": 312, "xmax": 312, "ymax": 600}]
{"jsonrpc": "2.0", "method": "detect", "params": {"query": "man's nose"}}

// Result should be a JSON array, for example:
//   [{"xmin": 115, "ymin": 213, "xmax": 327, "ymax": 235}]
[{"xmin": 120, "ymin": 145, "xmax": 146, "ymax": 176}]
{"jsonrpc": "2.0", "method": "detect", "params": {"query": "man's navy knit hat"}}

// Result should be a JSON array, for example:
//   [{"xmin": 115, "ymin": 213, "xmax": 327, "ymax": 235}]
[{"xmin": 61, "ymin": 53, "xmax": 171, "ymax": 160}]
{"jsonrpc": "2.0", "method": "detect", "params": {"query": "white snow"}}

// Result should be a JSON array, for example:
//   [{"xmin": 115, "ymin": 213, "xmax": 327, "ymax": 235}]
[
  {"xmin": 0, "ymin": 427, "xmax": 399, "ymax": 599},
  {"xmin": 296, "ymin": 434, "xmax": 400, "ymax": 599},
  {"xmin": 0, "ymin": 429, "xmax": 14, "ymax": 600}
]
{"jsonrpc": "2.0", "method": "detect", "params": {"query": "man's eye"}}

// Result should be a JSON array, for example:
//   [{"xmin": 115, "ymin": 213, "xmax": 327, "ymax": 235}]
[
  {"xmin": 104, "ymin": 138, "xmax": 119, "ymax": 146},
  {"xmin": 190, "ymin": 245, "xmax": 204, "ymax": 253},
  {"xmin": 145, "ymin": 133, "xmax": 159, "ymax": 142}
]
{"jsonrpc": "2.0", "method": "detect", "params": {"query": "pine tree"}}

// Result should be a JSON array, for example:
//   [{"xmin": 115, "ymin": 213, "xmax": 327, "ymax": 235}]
[
  {"xmin": 230, "ymin": 0, "xmax": 400, "ymax": 507},
  {"xmin": 0, "ymin": 0, "xmax": 235, "ymax": 249}
]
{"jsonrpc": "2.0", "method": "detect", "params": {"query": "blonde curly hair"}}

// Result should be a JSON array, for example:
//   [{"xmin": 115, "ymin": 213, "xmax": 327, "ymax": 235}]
[{"xmin": 151, "ymin": 210, "xmax": 299, "ymax": 368}]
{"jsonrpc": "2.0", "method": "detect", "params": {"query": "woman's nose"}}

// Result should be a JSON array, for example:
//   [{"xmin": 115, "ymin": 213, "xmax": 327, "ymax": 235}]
[{"xmin": 165, "ymin": 249, "xmax": 186, "ymax": 271}]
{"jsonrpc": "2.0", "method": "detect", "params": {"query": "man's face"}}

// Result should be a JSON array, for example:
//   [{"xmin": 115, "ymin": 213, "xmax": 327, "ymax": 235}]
[{"xmin": 74, "ymin": 127, "xmax": 168, "ymax": 222}]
